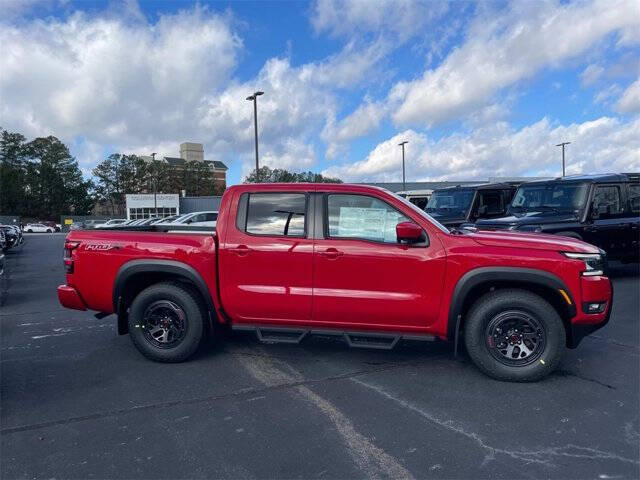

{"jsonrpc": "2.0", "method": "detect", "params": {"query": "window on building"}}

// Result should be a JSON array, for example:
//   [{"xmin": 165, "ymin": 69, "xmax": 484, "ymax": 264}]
[{"xmin": 245, "ymin": 193, "xmax": 306, "ymax": 236}]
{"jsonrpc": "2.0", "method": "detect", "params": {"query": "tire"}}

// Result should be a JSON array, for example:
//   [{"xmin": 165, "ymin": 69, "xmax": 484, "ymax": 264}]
[
  {"xmin": 27, "ymin": 230, "xmax": 32, "ymax": 233},
  {"xmin": 46, "ymin": 229, "xmax": 52, "ymax": 233},
  {"xmin": 463, "ymin": 289, "xmax": 566, "ymax": 382},
  {"xmin": 128, "ymin": 281, "xmax": 206, "ymax": 362}
]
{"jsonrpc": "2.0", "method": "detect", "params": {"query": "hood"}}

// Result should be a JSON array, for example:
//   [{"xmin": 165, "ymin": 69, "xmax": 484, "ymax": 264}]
[
  {"xmin": 475, "ymin": 210, "xmax": 579, "ymax": 228},
  {"xmin": 467, "ymin": 229, "xmax": 599, "ymax": 254}
]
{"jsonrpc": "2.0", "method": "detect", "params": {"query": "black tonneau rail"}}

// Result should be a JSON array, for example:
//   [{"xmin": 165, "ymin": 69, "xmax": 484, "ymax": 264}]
[{"xmin": 91, "ymin": 225, "xmax": 216, "ymax": 233}]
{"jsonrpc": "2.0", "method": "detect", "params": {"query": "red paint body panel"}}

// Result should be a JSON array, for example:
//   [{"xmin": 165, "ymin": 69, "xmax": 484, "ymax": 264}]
[
  {"xmin": 57, "ymin": 285, "xmax": 87, "ymax": 310},
  {"xmin": 58, "ymin": 183, "xmax": 613, "ymax": 342}
]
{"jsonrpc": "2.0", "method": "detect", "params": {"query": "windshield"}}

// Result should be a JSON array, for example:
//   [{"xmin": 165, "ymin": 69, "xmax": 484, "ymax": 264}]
[
  {"xmin": 510, "ymin": 182, "xmax": 589, "ymax": 212},
  {"xmin": 394, "ymin": 194, "xmax": 450, "ymax": 233},
  {"xmin": 425, "ymin": 189, "xmax": 475, "ymax": 215}
]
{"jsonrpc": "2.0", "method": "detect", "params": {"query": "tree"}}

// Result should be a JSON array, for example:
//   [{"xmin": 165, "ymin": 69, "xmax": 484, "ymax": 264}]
[
  {"xmin": 244, "ymin": 166, "xmax": 342, "ymax": 184},
  {"xmin": 0, "ymin": 128, "xmax": 28, "ymax": 215},
  {"xmin": 0, "ymin": 129, "xmax": 93, "ymax": 218}
]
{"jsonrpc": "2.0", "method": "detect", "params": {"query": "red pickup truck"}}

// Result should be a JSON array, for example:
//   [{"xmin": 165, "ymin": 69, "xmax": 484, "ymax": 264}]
[{"xmin": 58, "ymin": 183, "xmax": 613, "ymax": 381}]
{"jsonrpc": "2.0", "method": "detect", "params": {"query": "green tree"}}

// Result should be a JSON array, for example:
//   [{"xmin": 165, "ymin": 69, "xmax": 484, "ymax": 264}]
[
  {"xmin": 0, "ymin": 128, "xmax": 28, "ymax": 215},
  {"xmin": 19, "ymin": 134, "xmax": 93, "ymax": 218},
  {"xmin": 245, "ymin": 166, "xmax": 342, "ymax": 184}
]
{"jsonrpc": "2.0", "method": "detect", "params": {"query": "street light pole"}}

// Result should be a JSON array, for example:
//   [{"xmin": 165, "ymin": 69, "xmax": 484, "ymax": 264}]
[
  {"xmin": 398, "ymin": 141, "xmax": 408, "ymax": 191},
  {"xmin": 556, "ymin": 142, "xmax": 571, "ymax": 177},
  {"xmin": 246, "ymin": 91, "xmax": 264, "ymax": 181},
  {"xmin": 151, "ymin": 152, "xmax": 158, "ymax": 217}
]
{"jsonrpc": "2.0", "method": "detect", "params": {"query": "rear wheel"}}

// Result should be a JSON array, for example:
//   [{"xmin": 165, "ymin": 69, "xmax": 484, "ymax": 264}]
[
  {"xmin": 128, "ymin": 282, "xmax": 205, "ymax": 362},
  {"xmin": 464, "ymin": 289, "xmax": 565, "ymax": 382},
  {"xmin": 46, "ymin": 229, "xmax": 52, "ymax": 233}
]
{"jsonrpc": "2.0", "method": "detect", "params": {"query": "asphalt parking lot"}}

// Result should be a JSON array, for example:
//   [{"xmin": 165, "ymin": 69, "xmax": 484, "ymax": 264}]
[{"xmin": 1, "ymin": 234, "xmax": 639, "ymax": 479}]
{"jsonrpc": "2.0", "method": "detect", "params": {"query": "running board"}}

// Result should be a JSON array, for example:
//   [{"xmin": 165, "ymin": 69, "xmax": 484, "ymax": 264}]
[{"xmin": 231, "ymin": 324, "xmax": 436, "ymax": 350}]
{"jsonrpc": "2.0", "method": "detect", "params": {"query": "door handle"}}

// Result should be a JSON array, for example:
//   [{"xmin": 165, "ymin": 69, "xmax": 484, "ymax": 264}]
[
  {"xmin": 319, "ymin": 248, "xmax": 343, "ymax": 260},
  {"xmin": 230, "ymin": 245, "xmax": 251, "ymax": 256}
]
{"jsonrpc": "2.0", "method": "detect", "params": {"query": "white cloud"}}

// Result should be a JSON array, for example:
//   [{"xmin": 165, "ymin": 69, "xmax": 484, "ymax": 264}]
[
  {"xmin": 390, "ymin": 0, "xmax": 640, "ymax": 127},
  {"xmin": 0, "ymin": 5, "xmax": 241, "ymax": 159},
  {"xmin": 322, "ymin": 100, "xmax": 388, "ymax": 158},
  {"xmin": 580, "ymin": 64, "xmax": 605, "ymax": 86},
  {"xmin": 615, "ymin": 79, "xmax": 640, "ymax": 114},
  {"xmin": 323, "ymin": 116, "xmax": 640, "ymax": 182},
  {"xmin": 311, "ymin": 0, "xmax": 448, "ymax": 41}
]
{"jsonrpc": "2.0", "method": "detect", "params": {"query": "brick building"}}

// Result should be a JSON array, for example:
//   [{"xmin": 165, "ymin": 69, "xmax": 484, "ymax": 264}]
[{"xmin": 141, "ymin": 142, "xmax": 227, "ymax": 191}]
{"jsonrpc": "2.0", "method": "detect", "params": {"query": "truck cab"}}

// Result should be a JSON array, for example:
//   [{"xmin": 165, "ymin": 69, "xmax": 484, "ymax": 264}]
[
  {"xmin": 475, "ymin": 173, "xmax": 640, "ymax": 262},
  {"xmin": 424, "ymin": 183, "xmax": 518, "ymax": 228}
]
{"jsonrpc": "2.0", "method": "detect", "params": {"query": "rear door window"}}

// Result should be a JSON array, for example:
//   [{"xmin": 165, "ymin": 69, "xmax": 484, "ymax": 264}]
[
  {"xmin": 629, "ymin": 184, "xmax": 640, "ymax": 213},
  {"xmin": 245, "ymin": 193, "xmax": 307, "ymax": 236},
  {"xmin": 480, "ymin": 191, "xmax": 503, "ymax": 214},
  {"xmin": 593, "ymin": 185, "xmax": 623, "ymax": 216}
]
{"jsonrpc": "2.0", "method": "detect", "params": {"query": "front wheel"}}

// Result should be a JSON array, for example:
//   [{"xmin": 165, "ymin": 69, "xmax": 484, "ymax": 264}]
[
  {"xmin": 464, "ymin": 289, "xmax": 565, "ymax": 382},
  {"xmin": 128, "ymin": 282, "xmax": 206, "ymax": 362},
  {"xmin": 27, "ymin": 229, "xmax": 32, "ymax": 233}
]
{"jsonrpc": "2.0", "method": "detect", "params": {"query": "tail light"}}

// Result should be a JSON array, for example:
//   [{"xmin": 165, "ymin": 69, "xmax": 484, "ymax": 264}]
[{"xmin": 64, "ymin": 241, "xmax": 80, "ymax": 273}]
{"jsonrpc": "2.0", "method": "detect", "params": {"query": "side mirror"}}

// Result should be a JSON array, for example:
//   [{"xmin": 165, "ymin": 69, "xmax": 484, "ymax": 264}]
[
  {"xmin": 477, "ymin": 205, "xmax": 488, "ymax": 216},
  {"xmin": 396, "ymin": 221, "xmax": 424, "ymax": 244}
]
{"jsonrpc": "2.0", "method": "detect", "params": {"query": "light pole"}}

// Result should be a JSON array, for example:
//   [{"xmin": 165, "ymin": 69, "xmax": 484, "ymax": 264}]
[
  {"xmin": 151, "ymin": 152, "xmax": 158, "ymax": 217},
  {"xmin": 398, "ymin": 141, "xmax": 409, "ymax": 191},
  {"xmin": 246, "ymin": 91, "xmax": 264, "ymax": 181},
  {"xmin": 556, "ymin": 142, "xmax": 570, "ymax": 177}
]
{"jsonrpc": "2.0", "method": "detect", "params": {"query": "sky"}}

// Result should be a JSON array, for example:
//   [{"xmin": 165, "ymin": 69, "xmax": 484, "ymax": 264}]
[{"xmin": 1, "ymin": 0, "xmax": 639, "ymax": 186}]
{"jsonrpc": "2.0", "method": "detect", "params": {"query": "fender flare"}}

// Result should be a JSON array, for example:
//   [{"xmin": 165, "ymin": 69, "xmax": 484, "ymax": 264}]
[
  {"xmin": 447, "ymin": 266, "xmax": 577, "ymax": 343},
  {"xmin": 113, "ymin": 259, "xmax": 216, "ymax": 333}
]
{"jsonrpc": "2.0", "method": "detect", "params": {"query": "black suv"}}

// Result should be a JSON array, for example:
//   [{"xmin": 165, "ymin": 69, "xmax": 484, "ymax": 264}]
[
  {"xmin": 475, "ymin": 173, "xmax": 640, "ymax": 262},
  {"xmin": 424, "ymin": 183, "xmax": 519, "ymax": 228}
]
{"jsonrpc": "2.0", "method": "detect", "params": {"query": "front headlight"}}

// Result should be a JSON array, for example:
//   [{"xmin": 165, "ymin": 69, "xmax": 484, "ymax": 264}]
[{"xmin": 562, "ymin": 252, "xmax": 605, "ymax": 276}]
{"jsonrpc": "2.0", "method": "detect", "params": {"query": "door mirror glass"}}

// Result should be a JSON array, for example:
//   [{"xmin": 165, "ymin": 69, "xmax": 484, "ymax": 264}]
[
  {"xmin": 396, "ymin": 221, "xmax": 423, "ymax": 244},
  {"xmin": 477, "ymin": 204, "xmax": 488, "ymax": 216}
]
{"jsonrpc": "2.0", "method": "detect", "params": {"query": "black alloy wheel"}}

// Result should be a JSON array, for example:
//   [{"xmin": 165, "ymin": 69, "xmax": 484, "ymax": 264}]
[
  {"xmin": 141, "ymin": 300, "xmax": 188, "ymax": 348},
  {"xmin": 485, "ymin": 310, "xmax": 546, "ymax": 366}
]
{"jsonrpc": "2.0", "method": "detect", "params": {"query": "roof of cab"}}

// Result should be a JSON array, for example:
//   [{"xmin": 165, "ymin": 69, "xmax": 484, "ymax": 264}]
[
  {"xmin": 522, "ymin": 173, "xmax": 638, "ymax": 185},
  {"xmin": 227, "ymin": 183, "xmax": 392, "ymax": 194},
  {"xmin": 432, "ymin": 182, "xmax": 520, "ymax": 193}
]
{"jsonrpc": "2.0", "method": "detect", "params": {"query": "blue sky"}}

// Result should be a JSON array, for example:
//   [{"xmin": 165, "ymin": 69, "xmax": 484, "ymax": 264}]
[{"xmin": 1, "ymin": 0, "xmax": 639, "ymax": 186}]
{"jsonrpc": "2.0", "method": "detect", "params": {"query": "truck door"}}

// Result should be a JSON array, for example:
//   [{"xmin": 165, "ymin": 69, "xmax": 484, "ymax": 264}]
[
  {"xmin": 312, "ymin": 192, "xmax": 446, "ymax": 331},
  {"xmin": 585, "ymin": 184, "xmax": 627, "ymax": 257},
  {"xmin": 625, "ymin": 183, "xmax": 640, "ymax": 258},
  {"xmin": 219, "ymin": 190, "xmax": 314, "ymax": 322}
]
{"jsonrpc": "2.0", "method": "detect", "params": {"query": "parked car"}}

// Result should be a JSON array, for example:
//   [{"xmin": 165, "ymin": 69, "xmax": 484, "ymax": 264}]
[
  {"xmin": 82, "ymin": 219, "xmax": 108, "ymax": 229},
  {"xmin": 24, "ymin": 223, "xmax": 54, "ymax": 233},
  {"xmin": 1, "ymin": 225, "xmax": 23, "ymax": 249},
  {"xmin": 69, "ymin": 221, "xmax": 85, "ymax": 230},
  {"xmin": 101, "ymin": 219, "xmax": 128, "ymax": 228},
  {"xmin": 474, "ymin": 173, "xmax": 640, "ymax": 262},
  {"xmin": 152, "ymin": 215, "xmax": 181, "ymax": 225},
  {"xmin": 0, "ymin": 251, "xmax": 5, "ymax": 304},
  {"xmin": 42, "ymin": 221, "xmax": 61, "ymax": 232},
  {"xmin": 424, "ymin": 183, "xmax": 519, "ymax": 228},
  {"xmin": 0, "ymin": 229, "xmax": 6, "ymax": 251},
  {"xmin": 170, "ymin": 211, "xmax": 218, "ymax": 227},
  {"xmin": 58, "ymin": 183, "xmax": 612, "ymax": 382},
  {"xmin": 396, "ymin": 189, "xmax": 433, "ymax": 210}
]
